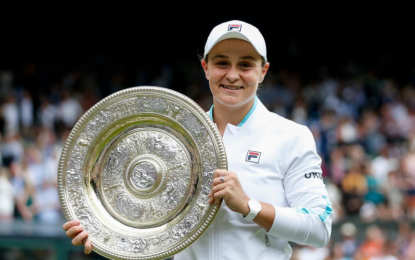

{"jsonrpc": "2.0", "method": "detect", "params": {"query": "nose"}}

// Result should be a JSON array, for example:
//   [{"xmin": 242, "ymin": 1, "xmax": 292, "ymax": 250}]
[{"xmin": 226, "ymin": 66, "xmax": 239, "ymax": 82}]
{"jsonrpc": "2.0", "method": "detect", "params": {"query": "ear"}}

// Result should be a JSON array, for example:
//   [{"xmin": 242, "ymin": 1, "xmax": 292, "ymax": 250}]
[
  {"xmin": 201, "ymin": 59, "xmax": 209, "ymax": 80},
  {"xmin": 260, "ymin": 62, "xmax": 270, "ymax": 83}
]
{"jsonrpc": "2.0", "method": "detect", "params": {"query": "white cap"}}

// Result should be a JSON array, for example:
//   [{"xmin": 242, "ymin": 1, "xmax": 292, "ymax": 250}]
[{"xmin": 204, "ymin": 20, "xmax": 267, "ymax": 62}]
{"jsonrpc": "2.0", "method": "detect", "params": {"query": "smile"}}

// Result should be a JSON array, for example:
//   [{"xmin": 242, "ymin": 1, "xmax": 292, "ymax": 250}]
[{"xmin": 221, "ymin": 85, "xmax": 243, "ymax": 90}]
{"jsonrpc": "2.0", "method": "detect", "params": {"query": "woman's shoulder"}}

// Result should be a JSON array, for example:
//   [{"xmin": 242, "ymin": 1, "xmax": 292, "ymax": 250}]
[{"xmin": 266, "ymin": 110, "xmax": 311, "ymax": 135}]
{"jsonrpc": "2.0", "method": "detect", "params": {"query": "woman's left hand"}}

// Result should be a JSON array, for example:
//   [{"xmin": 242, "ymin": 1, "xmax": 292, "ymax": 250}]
[{"xmin": 208, "ymin": 169, "xmax": 250, "ymax": 215}]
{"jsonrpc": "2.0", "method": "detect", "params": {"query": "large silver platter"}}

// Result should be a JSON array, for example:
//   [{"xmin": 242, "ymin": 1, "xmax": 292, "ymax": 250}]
[{"xmin": 58, "ymin": 86, "xmax": 227, "ymax": 260}]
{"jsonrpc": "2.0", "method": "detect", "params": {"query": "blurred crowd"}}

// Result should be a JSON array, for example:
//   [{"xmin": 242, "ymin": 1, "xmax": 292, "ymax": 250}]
[
  {"xmin": 1, "ymin": 59, "xmax": 415, "ymax": 259},
  {"xmin": 292, "ymin": 220, "xmax": 415, "ymax": 260}
]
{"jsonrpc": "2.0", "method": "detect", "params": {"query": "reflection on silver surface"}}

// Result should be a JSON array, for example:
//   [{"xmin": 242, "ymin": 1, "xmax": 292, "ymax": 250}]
[{"xmin": 58, "ymin": 86, "xmax": 227, "ymax": 260}]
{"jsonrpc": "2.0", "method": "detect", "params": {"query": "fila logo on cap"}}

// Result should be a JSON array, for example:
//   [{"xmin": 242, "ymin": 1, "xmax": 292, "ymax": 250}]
[
  {"xmin": 246, "ymin": 150, "xmax": 261, "ymax": 163},
  {"xmin": 228, "ymin": 24, "xmax": 242, "ymax": 32}
]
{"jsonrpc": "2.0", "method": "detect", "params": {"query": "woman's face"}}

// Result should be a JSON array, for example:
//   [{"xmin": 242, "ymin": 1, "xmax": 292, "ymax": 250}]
[{"xmin": 202, "ymin": 39, "xmax": 269, "ymax": 109}]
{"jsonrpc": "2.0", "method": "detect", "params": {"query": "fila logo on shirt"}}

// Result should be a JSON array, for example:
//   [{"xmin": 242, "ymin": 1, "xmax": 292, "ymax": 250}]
[
  {"xmin": 246, "ymin": 150, "xmax": 261, "ymax": 163},
  {"xmin": 228, "ymin": 24, "xmax": 242, "ymax": 32}
]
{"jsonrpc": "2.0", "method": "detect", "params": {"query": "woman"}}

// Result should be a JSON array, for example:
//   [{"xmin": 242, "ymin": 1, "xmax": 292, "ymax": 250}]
[{"xmin": 63, "ymin": 20, "xmax": 333, "ymax": 259}]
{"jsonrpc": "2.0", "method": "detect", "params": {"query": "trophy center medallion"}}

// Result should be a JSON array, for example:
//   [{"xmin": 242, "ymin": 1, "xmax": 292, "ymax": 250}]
[
  {"xmin": 124, "ymin": 154, "xmax": 166, "ymax": 197},
  {"xmin": 131, "ymin": 161, "xmax": 158, "ymax": 190}
]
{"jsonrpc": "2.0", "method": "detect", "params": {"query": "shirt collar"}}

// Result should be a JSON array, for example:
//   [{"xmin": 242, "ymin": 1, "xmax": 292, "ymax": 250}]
[{"xmin": 209, "ymin": 96, "xmax": 258, "ymax": 126}]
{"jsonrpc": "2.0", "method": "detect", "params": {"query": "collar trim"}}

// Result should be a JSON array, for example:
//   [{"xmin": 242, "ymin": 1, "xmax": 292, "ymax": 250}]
[{"xmin": 208, "ymin": 96, "xmax": 258, "ymax": 127}]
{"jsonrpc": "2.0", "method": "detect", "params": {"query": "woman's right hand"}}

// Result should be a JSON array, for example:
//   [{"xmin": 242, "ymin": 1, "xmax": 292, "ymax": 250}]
[{"xmin": 63, "ymin": 219, "xmax": 93, "ymax": 254}]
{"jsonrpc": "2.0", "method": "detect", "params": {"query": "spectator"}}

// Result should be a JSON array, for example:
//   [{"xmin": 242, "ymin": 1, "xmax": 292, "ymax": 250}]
[
  {"xmin": 14, "ymin": 169, "xmax": 36, "ymax": 222},
  {"xmin": 33, "ymin": 178, "xmax": 62, "ymax": 224},
  {"xmin": 55, "ymin": 89, "xmax": 83, "ymax": 129},
  {"xmin": 401, "ymin": 231, "xmax": 415, "ymax": 259},
  {"xmin": 1, "ymin": 93, "xmax": 19, "ymax": 135},
  {"xmin": 0, "ymin": 132, "xmax": 2, "ymax": 168},
  {"xmin": 339, "ymin": 222, "xmax": 359, "ymax": 259},
  {"xmin": 369, "ymin": 240, "xmax": 399, "ymax": 260},
  {"xmin": 383, "ymin": 168, "xmax": 406, "ymax": 221},
  {"xmin": 358, "ymin": 224, "xmax": 386, "ymax": 260},
  {"xmin": 19, "ymin": 89, "xmax": 34, "ymax": 138},
  {"xmin": 329, "ymin": 148, "xmax": 346, "ymax": 185},
  {"xmin": 24, "ymin": 145, "xmax": 45, "ymax": 191},
  {"xmin": 291, "ymin": 98, "xmax": 308, "ymax": 125},
  {"xmin": 37, "ymin": 95, "xmax": 58, "ymax": 131},
  {"xmin": 336, "ymin": 116, "xmax": 359, "ymax": 145},
  {"xmin": 0, "ymin": 167, "xmax": 15, "ymax": 222},
  {"xmin": 0, "ymin": 70, "xmax": 13, "ymax": 100},
  {"xmin": 341, "ymin": 161, "xmax": 367, "ymax": 216},
  {"xmin": 1, "ymin": 133, "xmax": 24, "ymax": 166},
  {"xmin": 370, "ymin": 144, "xmax": 399, "ymax": 191},
  {"xmin": 401, "ymin": 151, "xmax": 415, "ymax": 218},
  {"xmin": 330, "ymin": 241, "xmax": 352, "ymax": 260},
  {"xmin": 394, "ymin": 221, "xmax": 412, "ymax": 257},
  {"xmin": 362, "ymin": 161, "xmax": 388, "ymax": 222},
  {"xmin": 358, "ymin": 109, "xmax": 385, "ymax": 156}
]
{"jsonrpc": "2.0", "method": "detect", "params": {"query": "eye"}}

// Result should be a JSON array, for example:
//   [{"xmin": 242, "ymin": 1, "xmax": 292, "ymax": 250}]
[
  {"xmin": 215, "ymin": 60, "xmax": 229, "ymax": 67},
  {"xmin": 239, "ymin": 62, "xmax": 253, "ymax": 69}
]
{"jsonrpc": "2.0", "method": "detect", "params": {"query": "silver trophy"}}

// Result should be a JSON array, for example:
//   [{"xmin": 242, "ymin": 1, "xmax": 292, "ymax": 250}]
[{"xmin": 58, "ymin": 86, "xmax": 227, "ymax": 260}]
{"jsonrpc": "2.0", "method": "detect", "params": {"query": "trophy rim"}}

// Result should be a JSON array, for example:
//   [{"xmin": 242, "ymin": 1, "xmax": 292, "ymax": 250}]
[{"xmin": 58, "ymin": 86, "xmax": 227, "ymax": 260}]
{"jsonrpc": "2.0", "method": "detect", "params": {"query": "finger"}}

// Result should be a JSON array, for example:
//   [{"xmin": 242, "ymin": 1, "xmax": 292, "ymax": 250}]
[
  {"xmin": 72, "ymin": 230, "xmax": 89, "ymax": 246},
  {"xmin": 208, "ymin": 188, "xmax": 223, "ymax": 205},
  {"xmin": 208, "ymin": 191, "xmax": 221, "ymax": 204},
  {"xmin": 213, "ymin": 169, "xmax": 227, "ymax": 178},
  {"xmin": 213, "ymin": 176, "xmax": 228, "ymax": 186},
  {"xmin": 211, "ymin": 186, "xmax": 228, "ymax": 205},
  {"xmin": 208, "ymin": 196, "xmax": 223, "ymax": 205},
  {"xmin": 63, "ymin": 219, "xmax": 80, "ymax": 231},
  {"xmin": 211, "ymin": 182, "xmax": 227, "ymax": 194},
  {"xmin": 212, "ymin": 190, "xmax": 227, "ymax": 205},
  {"xmin": 66, "ymin": 225, "xmax": 84, "ymax": 239},
  {"xmin": 84, "ymin": 238, "xmax": 93, "ymax": 254}
]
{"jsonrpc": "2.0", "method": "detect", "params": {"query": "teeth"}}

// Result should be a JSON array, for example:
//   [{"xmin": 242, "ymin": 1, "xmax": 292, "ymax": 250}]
[{"xmin": 223, "ymin": 85, "xmax": 242, "ymax": 90}]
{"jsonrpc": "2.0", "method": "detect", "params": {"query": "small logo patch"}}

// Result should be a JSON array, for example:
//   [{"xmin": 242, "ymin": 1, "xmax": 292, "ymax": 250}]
[
  {"xmin": 228, "ymin": 24, "xmax": 242, "ymax": 32},
  {"xmin": 246, "ymin": 150, "xmax": 261, "ymax": 163}
]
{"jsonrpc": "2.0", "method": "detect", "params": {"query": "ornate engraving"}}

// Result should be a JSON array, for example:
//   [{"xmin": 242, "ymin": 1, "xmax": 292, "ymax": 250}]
[
  {"xmin": 117, "ymin": 237, "xmax": 147, "ymax": 253},
  {"xmin": 98, "ymin": 129, "xmax": 192, "ymax": 226},
  {"xmin": 68, "ymin": 152, "xmax": 84, "ymax": 173},
  {"xmin": 197, "ymin": 185, "xmax": 212, "ymax": 207},
  {"xmin": 131, "ymin": 162, "xmax": 157, "ymax": 189},
  {"xmin": 66, "ymin": 168, "xmax": 81, "ymax": 185},
  {"xmin": 182, "ymin": 114, "xmax": 203, "ymax": 135},
  {"xmin": 107, "ymin": 144, "xmax": 130, "ymax": 174},
  {"xmin": 136, "ymin": 96, "xmax": 168, "ymax": 113},
  {"xmin": 113, "ymin": 193, "xmax": 143, "ymax": 220},
  {"xmin": 146, "ymin": 133, "xmax": 177, "ymax": 161},
  {"xmin": 147, "ymin": 232, "xmax": 172, "ymax": 252},
  {"xmin": 111, "ymin": 98, "xmax": 137, "ymax": 121},
  {"xmin": 68, "ymin": 187, "xmax": 87, "ymax": 213},
  {"xmin": 58, "ymin": 86, "xmax": 227, "ymax": 260},
  {"xmin": 160, "ymin": 177, "xmax": 187, "ymax": 210}
]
